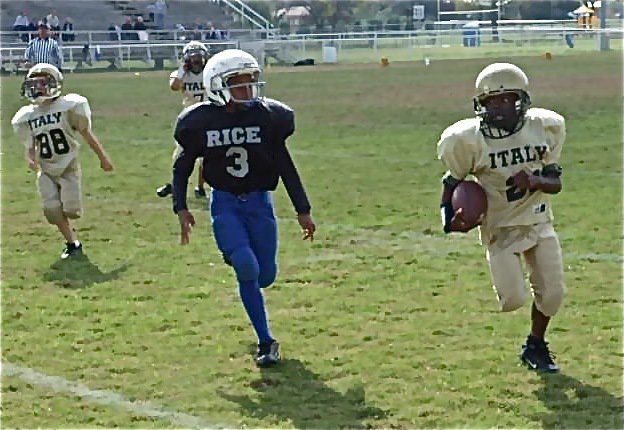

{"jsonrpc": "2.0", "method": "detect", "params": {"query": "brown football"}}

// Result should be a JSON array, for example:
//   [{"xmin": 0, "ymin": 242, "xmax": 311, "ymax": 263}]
[{"xmin": 451, "ymin": 181, "xmax": 488, "ymax": 226}]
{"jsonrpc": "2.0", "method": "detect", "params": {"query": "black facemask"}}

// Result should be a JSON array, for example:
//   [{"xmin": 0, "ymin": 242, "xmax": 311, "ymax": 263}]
[{"xmin": 474, "ymin": 90, "xmax": 531, "ymax": 139}]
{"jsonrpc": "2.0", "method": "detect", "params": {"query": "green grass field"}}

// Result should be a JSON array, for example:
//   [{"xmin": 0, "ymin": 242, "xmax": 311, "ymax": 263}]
[{"xmin": 2, "ymin": 51, "xmax": 622, "ymax": 428}]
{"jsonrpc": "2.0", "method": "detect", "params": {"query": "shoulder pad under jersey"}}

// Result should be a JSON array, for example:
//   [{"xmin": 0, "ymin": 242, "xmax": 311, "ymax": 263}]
[
  {"xmin": 262, "ymin": 98, "xmax": 295, "ymax": 139},
  {"xmin": 62, "ymin": 93, "xmax": 90, "ymax": 107},
  {"xmin": 437, "ymin": 118, "xmax": 482, "ymax": 156},
  {"xmin": 437, "ymin": 118, "xmax": 483, "ymax": 180},
  {"xmin": 525, "ymin": 107, "xmax": 565, "ymax": 133},
  {"xmin": 11, "ymin": 104, "xmax": 35, "ymax": 126}
]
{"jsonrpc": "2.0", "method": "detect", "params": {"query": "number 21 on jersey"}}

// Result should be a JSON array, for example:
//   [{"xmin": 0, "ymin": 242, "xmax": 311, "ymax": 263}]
[{"xmin": 505, "ymin": 169, "xmax": 540, "ymax": 202}]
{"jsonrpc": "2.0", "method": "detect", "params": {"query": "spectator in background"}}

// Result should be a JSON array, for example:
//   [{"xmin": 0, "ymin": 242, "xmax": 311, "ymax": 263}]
[
  {"xmin": 154, "ymin": 0, "xmax": 167, "ymax": 29},
  {"xmin": 207, "ymin": 24, "xmax": 218, "ymax": 40},
  {"xmin": 61, "ymin": 17, "xmax": 75, "ymax": 42},
  {"xmin": 13, "ymin": 11, "xmax": 30, "ymax": 31},
  {"xmin": 13, "ymin": 11, "xmax": 30, "ymax": 42},
  {"xmin": 134, "ymin": 16, "xmax": 147, "ymax": 31},
  {"xmin": 192, "ymin": 18, "xmax": 205, "ymax": 40},
  {"xmin": 47, "ymin": 10, "xmax": 60, "ymax": 32},
  {"xmin": 24, "ymin": 18, "xmax": 38, "ymax": 42},
  {"xmin": 24, "ymin": 22, "xmax": 63, "ymax": 69},
  {"xmin": 147, "ymin": 3, "xmax": 156, "ymax": 23},
  {"xmin": 27, "ymin": 19, "xmax": 37, "ymax": 32},
  {"xmin": 81, "ymin": 43, "xmax": 93, "ymax": 66},
  {"xmin": 175, "ymin": 23, "xmax": 186, "ymax": 40},
  {"xmin": 108, "ymin": 23, "xmax": 121, "ymax": 41},
  {"xmin": 120, "ymin": 16, "xmax": 134, "ymax": 40}
]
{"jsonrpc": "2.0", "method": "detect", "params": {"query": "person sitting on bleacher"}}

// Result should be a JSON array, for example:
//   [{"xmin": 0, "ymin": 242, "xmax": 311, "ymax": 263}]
[
  {"xmin": 13, "ymin": 11, "xmax": 30, "ymax": 32},
  {"xmin": 108, "ymin": 23, "xmax": 121, "ymax": 41},
  {"xmin": 120, "ymin": 16, "xmax": 135, "ymax": 41},
  {"xmin": 46, "ymin": 10, "xmax": 61, "ymax": 32},
  {"xmin": 61, "ymin": 17, "xmax": 75, "ymax": 42},
  {"xmin": 134, "ymin": 16, "xmax": 147, "ymax": 31}
]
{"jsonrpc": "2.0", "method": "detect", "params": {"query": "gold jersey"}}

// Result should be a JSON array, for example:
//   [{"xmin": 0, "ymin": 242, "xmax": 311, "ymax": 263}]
[
  {"xmin": 437, "ymin": 107, "xmax": 566, "ymax": 243},
  {"xmin": 169, "ymin": 69, "xmax": 206, "ymax": 109},
  {"xmin": 11, "ymin": 93, "xmax": 92, "ymax": 177}
]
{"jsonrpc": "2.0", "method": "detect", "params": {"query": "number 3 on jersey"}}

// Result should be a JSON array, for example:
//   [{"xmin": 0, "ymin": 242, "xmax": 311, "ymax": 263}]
[
  {"xmin": 36, "ymin": 128, "xmax": 70, "ymax": 159},
  {"xmin": 226, "ymin": 146, "xmax": 249, "ymax": 178}
]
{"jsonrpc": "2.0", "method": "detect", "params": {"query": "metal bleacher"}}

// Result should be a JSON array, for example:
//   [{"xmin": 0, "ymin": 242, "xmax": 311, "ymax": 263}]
[
  {"xmin": 1, "ymin": 0, "xmax": 233, "ymax": 32},
  {"xmin": 1, "ymin": 0, "xmax": 122, "ymax": 30},
  {"xmin": 0, "ymin": 0, "xmax": 240, "ymax": 73}
]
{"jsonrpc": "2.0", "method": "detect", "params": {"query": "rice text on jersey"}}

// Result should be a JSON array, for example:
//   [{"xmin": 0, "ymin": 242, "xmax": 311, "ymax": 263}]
[{"xmin": 206, "ymin": 126, "xmax": 262, "ymax": 147}]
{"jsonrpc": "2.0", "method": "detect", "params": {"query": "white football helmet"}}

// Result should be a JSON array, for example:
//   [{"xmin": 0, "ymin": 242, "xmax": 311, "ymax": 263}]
[
  {"xmin": 182, "ymin": 40, "xmax": 209, "ymax": 73},
  {"xmin": 203, "ymin": 49, "xmax": 265, "ymax": 106},
  {"xmin": 21, "ymin": 63, "xmax": 63, "ymax": 104},
  {"xmin": 473, "ymin": 63, "xmax": 531, "ymax": 138}
]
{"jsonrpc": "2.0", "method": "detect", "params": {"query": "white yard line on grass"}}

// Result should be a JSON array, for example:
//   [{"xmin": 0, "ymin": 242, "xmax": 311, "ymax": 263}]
[{"xmin": 3, "ymin": 361, "xmax": 231, "ymax": 429}]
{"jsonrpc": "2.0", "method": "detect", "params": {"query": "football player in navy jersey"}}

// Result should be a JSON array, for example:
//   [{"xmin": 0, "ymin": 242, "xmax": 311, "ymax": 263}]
[{"xmin": 172, "ymin": 49, "xmax": 316, "ymax": 367}]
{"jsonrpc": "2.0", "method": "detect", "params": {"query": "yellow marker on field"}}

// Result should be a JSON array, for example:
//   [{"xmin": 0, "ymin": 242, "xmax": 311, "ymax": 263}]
[
  {"xmin": 543, "ymin": 52, "xmax": 553, "ymax": 60},
  {"xmin": 380, "ymin": 57, "xmax": 389, "ymax": 67}
]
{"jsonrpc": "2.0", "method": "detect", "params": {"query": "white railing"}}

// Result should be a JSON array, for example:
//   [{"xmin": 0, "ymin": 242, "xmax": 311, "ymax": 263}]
[
  {"xmin": 220, "ymin": 0, "xmax": 275, "ymax": 37},
  {"xmin": 0, "ymin": 28, "xmax": 266, "ymax": 46},
  {"xmin": 3, "ymin": 17, "xmax": 621, "ymax": 46},
  {"xmin": 2, "ymin": 27, "xmax": 621, "ymax": 72},
  {"xmin": 0, "ymin": 40, "xmax": 237, "ymax": 72},
  {"xmin": 271, "ymin": 26, "xmax": 622, "ymax": 41}
]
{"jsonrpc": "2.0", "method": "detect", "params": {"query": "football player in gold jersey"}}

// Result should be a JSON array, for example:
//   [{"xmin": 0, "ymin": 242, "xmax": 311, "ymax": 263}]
[
  {"xmin": 11, "ymin": 63, "xmax": 114, "ymax": 259},
  {"xmin": 156, "ymin": 41, "xmax": 210, "ymax": 199},
  {"xmin": 437, "ymin": 63, "xmax": 565, "ymax": 372}
]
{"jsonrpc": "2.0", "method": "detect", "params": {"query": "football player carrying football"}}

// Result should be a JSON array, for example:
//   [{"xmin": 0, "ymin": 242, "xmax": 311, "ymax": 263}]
[
  {"xmin": 437, "ymin": 63, "xmax": 565, "ymax": 372},
  {"xmin": 172, "ymin": 49, "xmax": 316, "ymax": 367},
  {"xmin": 11, "ymin": 63, "xmax": 114, "ymax": 259},
  {"xmin": 156, "ymin": 40, "xmax": 210, "ymax": 199}
]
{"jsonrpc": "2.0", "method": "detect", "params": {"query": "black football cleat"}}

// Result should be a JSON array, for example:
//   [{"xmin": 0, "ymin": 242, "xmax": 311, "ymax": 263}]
[
  {"xmin": 194, "ymin": 185, "xmax": 207, "ymax": 199},
  {"xmin": 222, "ymin": 253, "xmax": 232, "ymax": 266},
  {"xmin": 256, "ymin": 340, "xmax": 280, "ymax": 367},
  {"xmin": 156, "ymin": 183, "xmax": 172, "ymax": 198},
  {"xmin": 61, "ymin": 241, "xmax": 83, "ymax": 260},
  {"xmin": 520, "ymin": 336, "xmax": 560, "ymax": 373}
]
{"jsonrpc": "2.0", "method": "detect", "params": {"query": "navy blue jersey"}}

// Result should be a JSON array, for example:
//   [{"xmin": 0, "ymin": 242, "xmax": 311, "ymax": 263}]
[{"xmin": 172, "ymin": 98, "xmax": 311, "ymax": 214}]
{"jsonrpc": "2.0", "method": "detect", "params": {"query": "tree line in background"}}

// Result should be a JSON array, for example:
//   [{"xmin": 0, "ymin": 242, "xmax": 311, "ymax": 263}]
[{"xmin": 241, "ymin": 0, "xmax": 614, "ymax": 33}]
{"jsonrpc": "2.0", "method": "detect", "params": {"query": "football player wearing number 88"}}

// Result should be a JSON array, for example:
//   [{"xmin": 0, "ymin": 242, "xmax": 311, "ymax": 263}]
[
  {"xmin": 437, "ymin": 63, "xmax": 565, "ymax": 373},
  {"xmin": 172, "ymin": 49, "xmax": 316, "ymax": 367},
  {"xmin": 11, "ymin": 63, "xmax": 114, "ymax": 260}
]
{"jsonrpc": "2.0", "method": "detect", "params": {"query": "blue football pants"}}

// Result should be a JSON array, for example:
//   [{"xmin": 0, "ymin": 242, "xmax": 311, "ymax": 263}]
[{"xmin": 210, "ymin": 190, "xmax": 278, "ymax": 343}]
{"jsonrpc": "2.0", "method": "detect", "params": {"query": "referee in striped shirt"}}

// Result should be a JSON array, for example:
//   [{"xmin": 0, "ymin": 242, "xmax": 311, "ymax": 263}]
[{"xmin": 24, "ymin": 22, "xmax": 63, "ymax": 69}]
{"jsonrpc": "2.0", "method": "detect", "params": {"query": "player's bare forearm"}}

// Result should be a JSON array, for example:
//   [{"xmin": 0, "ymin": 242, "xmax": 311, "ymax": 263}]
[
  {"xmin": 80, "ymin": 129, "xmax": 110, "ymax": 160},
  {"xmin": 513, "ymin": 170, "xmax": 561, "ymax": 194},
  {"xmin": 25, "ymin": 146, "xmax": 37, "ymax": 170},
  {"xmin": 533, "ymin": 175, "xmax": 562, "ymax": 194},
  {"xmin": 80, "ymin": 128, "xmax": 114, "ymax": 171}
]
